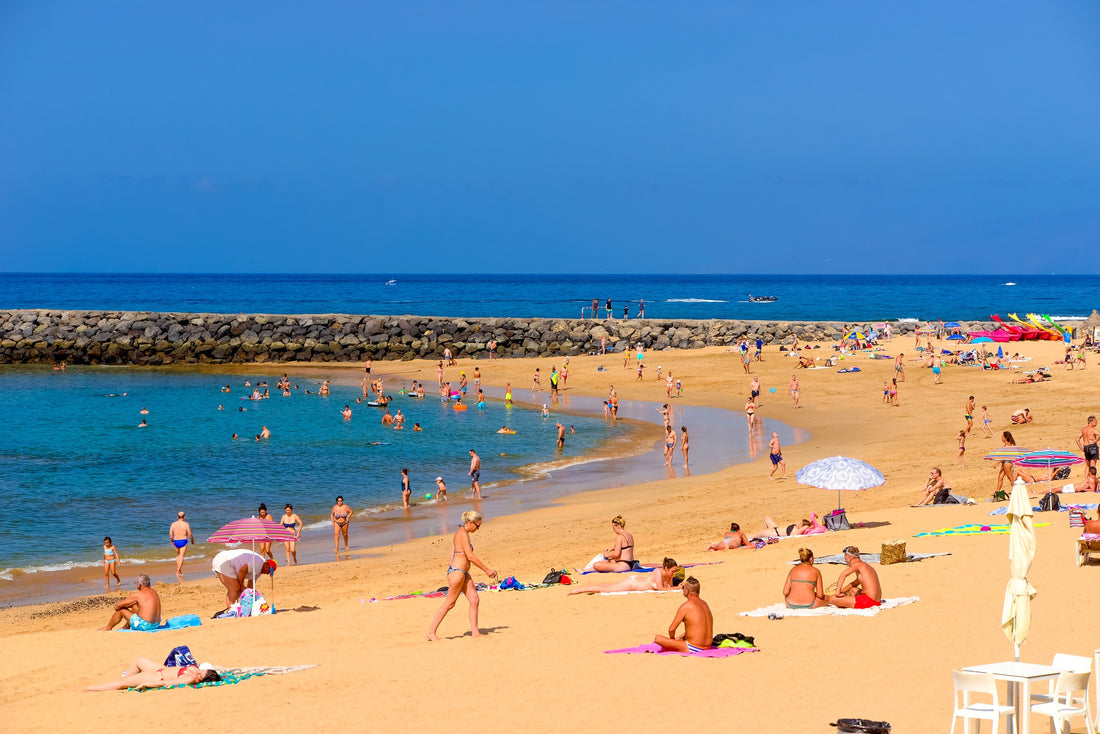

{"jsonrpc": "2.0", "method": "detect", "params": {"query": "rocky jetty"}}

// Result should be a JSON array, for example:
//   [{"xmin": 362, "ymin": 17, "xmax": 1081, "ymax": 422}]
[{"xmin": 0, "ymin": 310, "xmax": 991, "ymax": 365}]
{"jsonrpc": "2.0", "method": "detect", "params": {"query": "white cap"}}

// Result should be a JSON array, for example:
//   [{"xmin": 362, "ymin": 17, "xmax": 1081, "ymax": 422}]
[
  {"xmin": 198, "ymin": 662, "xmax": 215, "ymax": 671},
  {"xmin": 435, "ymin": 476, "xmax": 443, "ymax": 481}
]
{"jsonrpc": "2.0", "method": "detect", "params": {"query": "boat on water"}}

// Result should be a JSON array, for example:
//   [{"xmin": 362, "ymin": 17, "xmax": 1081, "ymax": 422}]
[
  {"xmin": 748, "ymin": 294, "xmax": 778, "ymax": 303},
  {"xmin": 385, "ymin": 279, "xmax": 397, "ymax": 286}
]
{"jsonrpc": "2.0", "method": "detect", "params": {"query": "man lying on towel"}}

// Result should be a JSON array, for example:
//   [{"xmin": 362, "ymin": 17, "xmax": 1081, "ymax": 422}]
[
  {"xmin": 654, "ymin": 577, "xmax": 713, "ymax": 653},
  {"xmin": 826, "ymin": 547, "xmax": 882, "ymax": 610}
]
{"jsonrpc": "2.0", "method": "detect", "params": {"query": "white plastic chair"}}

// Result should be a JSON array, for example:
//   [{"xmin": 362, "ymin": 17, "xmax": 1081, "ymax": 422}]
[
  {"xmin": 1030, "ymin": 653, "xmax": 1091, "ymax": 706},
  {"xmin": 950, "ymin": 670, "xmax": 1015, "ymax": 734},
  {"xmin": 1031, "ymin": 671, "xmax": 1094, "ymax": 734}
]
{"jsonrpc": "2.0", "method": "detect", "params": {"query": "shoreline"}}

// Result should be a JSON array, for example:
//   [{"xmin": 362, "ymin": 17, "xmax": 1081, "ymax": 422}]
[{"xmin": 0, "ymin": 361, "xmax": 802, "ymax": 607}]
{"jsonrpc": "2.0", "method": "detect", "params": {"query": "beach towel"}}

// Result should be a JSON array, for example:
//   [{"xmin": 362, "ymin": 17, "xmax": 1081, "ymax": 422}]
[
  {"xmin": 837, "ymin": 367, "xmax": 861, "ymax": 373},
  {"xmin": 580, "ymin": 559, "xmax": 722, "ymax": 575},
  {"xmin": 592, "ymin": 589, "xmax": 682, "ymax": 596},
  {"xmin": 915, "ymin": 523, "xmax": 1050, "ymax": 537},
  {"xmin": 129, "ymin": 664, "xmax": 316, "ymax": 693},
  {"xmin": 604, "ymin": 643, "xmax": 759, "ymax": 658},
  {"xmin": 789, "ymin": 552, "xmax": 949, "ymax": 565},
  {"xmin": 739, "ymin": 596, "xmax": 920, "ymax": 618},
  {"xmin": 119, "ymin": 614, "xmax": 203, "ymax": 632}
]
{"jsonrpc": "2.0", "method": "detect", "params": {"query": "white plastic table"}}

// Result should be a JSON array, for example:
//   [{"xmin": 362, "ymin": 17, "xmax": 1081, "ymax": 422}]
[{"xmin": 962, "ymin": 661, "xmax": 1061, "ymax": 734}]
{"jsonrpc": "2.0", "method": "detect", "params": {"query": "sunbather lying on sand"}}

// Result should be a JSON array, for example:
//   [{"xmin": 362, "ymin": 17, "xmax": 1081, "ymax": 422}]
[
  {"xmin": 705, "ymin": 523, "xmax": 750, "ymax": 550},
  {"xmin": 748, "ymin": 514, "xmax": 825, "ymax": 540},
  {"xmin": 1011, "ymin": 373, "xmax": 1050, "ymax": 384},
  {"xmin": 1054, "ymin": 466, "xmax": 1098, "ymax": 493},
  {"xmin": 569, "ymin": 558, "xmax": 681, "ymax": 595},
  {"xmin": 85, "ymin": 657, "xmax": 221, "ymax": 691}
]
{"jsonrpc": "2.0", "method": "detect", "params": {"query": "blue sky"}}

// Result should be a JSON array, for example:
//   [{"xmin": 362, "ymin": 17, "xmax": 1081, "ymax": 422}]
[{"xmin": 1, "ymin": 1, "xmax": 1098, "ymax": 274}]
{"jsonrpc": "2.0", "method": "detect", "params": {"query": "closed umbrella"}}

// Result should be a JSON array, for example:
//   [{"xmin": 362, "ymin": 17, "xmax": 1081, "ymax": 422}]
[
  {"xmin": 796, "ymin": 456, "xmax": 885, "ymax": 511},
  {"xmin": 208, "ymin": 517, "xmax": 294, "ymax": 607},
  {"xmin": 1001, "ymin": 478, "xmax": 1036, "ymax": 661}
]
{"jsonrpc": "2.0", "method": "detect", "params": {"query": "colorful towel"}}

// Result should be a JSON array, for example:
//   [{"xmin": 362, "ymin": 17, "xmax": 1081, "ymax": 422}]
[
  {"xmin": 131, "ymin": 671, "xmax": 264, "ymax": 692},
  {"xmin": 790, "ymin": 552, "xmax": 949, "ymax": 565},
  {"xmin": 739, "ymin": 596, "xmax": 920, "ymax": 618},
  {"xmin": 604, "ymin": 643, "xmax": 759, "ymax": 658},
  {"xmin": 915, "ymin": 523, "xmax": 1050, "ymax": 537},
  {"xmin": 581, "ymin": 560, "xmax": 722, "ymax": 575},
  {"xmin": 119, "ymin": 614, "xmax": 202, "ymax": 632}
]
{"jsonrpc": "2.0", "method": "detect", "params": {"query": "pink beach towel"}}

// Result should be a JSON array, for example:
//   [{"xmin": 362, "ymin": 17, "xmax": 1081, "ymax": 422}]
[{"xmin": 604, "ymin": 643, "xmax": 758, "ymax": 658}]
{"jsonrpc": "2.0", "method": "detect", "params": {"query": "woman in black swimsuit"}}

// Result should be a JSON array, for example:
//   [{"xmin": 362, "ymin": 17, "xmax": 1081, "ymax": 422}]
[
  {"xmin": 427, "ymin": 511, "xmax": 496, "ymax": 641},
  {"xmin": 281, "ymin": 504, "xmax": 302, "ymax": 565},
  {"xmin": 592, "ymin": 515, "xmax": 636, "ymax": 572}
]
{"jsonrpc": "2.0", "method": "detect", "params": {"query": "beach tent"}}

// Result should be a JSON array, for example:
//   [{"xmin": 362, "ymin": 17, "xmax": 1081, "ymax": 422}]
[
  {"xmin": 1001, "ymin": 478, "xmax": 1036, "ymax": 662},
  {"xmin": 1084, "ymin": 310, "xmax": 1100, "ymax": 340}
]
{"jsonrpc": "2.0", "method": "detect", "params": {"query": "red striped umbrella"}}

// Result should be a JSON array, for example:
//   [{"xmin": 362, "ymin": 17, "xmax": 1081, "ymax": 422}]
[{"xmin": 207, "ymin": 516, "xmax": 297, "ymax": 544}]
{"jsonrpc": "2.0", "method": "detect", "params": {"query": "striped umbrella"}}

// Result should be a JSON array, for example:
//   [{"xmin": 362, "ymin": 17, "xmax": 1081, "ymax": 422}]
[
  {"xmin": 983, "ymin": 447, "xmax": 1031, "ymax": 462},
  {"xmin": 208, "ymin": 516, "xmax": 297, "ymax": 544},
  {"xmin": 1013, "ymin": 450, "xmax": 1084, "ymax": 495}
]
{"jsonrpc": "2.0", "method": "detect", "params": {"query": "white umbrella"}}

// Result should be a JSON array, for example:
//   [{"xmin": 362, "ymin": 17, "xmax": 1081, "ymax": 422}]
[
  {"xmin": 1001, "ymin": 477, "xmax": 1037, "ymax": 661},
  {"xmin": 795, "ymin": 455, "xmax": 885, "ymax": 511}
]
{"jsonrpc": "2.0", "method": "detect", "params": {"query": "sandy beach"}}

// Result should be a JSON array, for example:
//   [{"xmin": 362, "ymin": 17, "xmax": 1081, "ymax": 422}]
[{"xmin": 3, "ymin": 335, "xmax": 1097, "ymax": 732}]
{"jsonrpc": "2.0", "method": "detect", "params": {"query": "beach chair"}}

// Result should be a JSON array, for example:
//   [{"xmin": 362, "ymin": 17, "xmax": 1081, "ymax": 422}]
[
  {"xmin": 1076, "ymin": 534, "xmax": 1100, "ymax": 567},
  {"xmin": 949, "ymin": 670, "xmax": 1015, "ymax": 734},
  {"xmin": 1029, "ymin": 653, "xmax": 1090, "ymax": 706},
  {"xmin": 1030, "ymin": 671, "xmax": 1094, "ymax": 734}
]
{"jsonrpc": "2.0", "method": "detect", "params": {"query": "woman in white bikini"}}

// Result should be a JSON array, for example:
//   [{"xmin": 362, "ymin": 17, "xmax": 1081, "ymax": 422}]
[{"xmin": 427, "ymin": 511, "xmax": 496, "ymax": 640}]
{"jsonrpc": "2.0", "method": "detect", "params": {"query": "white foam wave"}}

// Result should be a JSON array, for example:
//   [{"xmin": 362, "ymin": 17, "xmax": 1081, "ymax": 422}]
[
  {"xmin": 1003, "ymin": 282, "xmax": 1017, "ymax": 286},
  {"xmin": 2, "ymin": 553, "xmax": 207, "ymax": 579},
  {"xmin": 895, "ymin": 318, "xmax": 919, "ymax": 323},
  {"xmin": 665, "ymin": 298, "xmax": 727, "ymax": 303},
  {"xmin": 0, "ymin": 569, "xmax": 14, "ymax": 582}
]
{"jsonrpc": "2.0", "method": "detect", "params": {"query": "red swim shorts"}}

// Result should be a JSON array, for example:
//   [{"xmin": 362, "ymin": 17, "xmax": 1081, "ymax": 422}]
[{"xmin": 854, "ymin": 594, "xmax": 881, "ymax": 610}]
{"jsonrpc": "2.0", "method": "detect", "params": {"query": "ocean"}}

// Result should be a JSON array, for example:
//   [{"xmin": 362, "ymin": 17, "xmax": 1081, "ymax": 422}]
[{"xmin": 0, "ymin": 272, "xmax": 1094, "ymax": 323}]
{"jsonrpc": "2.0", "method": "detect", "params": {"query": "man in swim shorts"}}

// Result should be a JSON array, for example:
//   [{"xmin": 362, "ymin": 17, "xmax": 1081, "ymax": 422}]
[
  {"xmin": 468, "ymin": 449, "xmax": 482, "ymax": 499},
  {"xmin": 1078, "ymin": 416, "xmax": 1100, "ymax": 469},
  {"xmin": 654, "ymin": 577, "xmax": 713, "ymax": 653},
  {"xmin": 768, "ymin": 432, "xmax": 787, "ymax": 479},
  {"xmin": 169, "ymin": 511, "xmax": 194, "ymax": 582},
  {"xmin": 826, "ymin": 547, "xmax": 882, "ymax": 609},
  {"xmin": 99, "ymin": 574, "xmax": 162, "ymax": 631}
]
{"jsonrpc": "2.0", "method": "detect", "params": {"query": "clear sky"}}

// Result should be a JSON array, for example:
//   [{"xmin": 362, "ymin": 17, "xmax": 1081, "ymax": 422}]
[{"xmin": 2, "ymin": 1, "xmax": 1098, "ymax": 274}]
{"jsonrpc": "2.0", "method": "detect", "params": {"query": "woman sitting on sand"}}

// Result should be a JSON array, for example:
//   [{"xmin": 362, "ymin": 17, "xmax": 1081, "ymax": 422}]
[
  {"xmin": 590, "ymin": 515, "xmax": 636, "ymax": 572},
  {"xmin": 427, "ymin": 510, "xmax": 496, "ymax": 641},
  {"xmin": 706, "ymin": 523, "xmax": 751, "ymax": 551},
  {"xmin": 783, "ymin": 548, "xmax": 825, "ymax": 609},
  {"xmin": 85, "ymin": 657, "xmax": 221, "ymax": 691},
  {"xmin": 569, "ymin": 558, "xmax": 682, "ymax": 595},
  {"xmin": 749, "ymin": 514, "xmax": 825, "ymax": 540}
]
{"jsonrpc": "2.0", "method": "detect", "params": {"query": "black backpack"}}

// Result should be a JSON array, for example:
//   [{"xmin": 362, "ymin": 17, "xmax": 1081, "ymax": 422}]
[
  {"xmin": 933, "ymin": 487, "xmax": 958, "ymax": 505},
  {"xmin": 1038, "ymin": 492, "xmax": 1061, "ymax": 512},
  {"xmin": 542, "ymin": 569, "xmax": 566, "ymax": 584}
]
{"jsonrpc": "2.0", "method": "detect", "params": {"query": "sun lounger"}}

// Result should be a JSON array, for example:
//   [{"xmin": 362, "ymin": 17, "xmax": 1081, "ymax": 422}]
[{"xmin": 1076, "ymin": 534, "xmax": 1100, "ymax": 566}]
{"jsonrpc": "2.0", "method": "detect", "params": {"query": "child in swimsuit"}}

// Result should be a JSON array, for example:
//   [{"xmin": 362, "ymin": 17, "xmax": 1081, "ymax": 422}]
[{"xmin": 103, "ymin": 536, "xmax": 121, "ymax": 591}]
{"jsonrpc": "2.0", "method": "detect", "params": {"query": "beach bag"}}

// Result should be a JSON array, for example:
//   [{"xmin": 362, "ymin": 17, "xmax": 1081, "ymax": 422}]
[
  {"xmin": 992, "ymin": 489, "xmax": 1009, "ymax": 502},
  {"xmin": 831, "ymin": 719, "xmax": 891, "ymax": 733},
  {"xmin": 164, "ymin": 645, "xmax": 197, "ymax": 668},
  {"xmin": 825, "ymin": 510, "xmax": 850, "ymax": 531},
  {"xmin": 880, "ymin": 540, "xmax": 907, "ymax": 565},
  {"xmin": 1053, "ymin": 467, "xmax": 1071, "ymax": 481},
  {"xmin": 933, "ymin": 487, "xmax": 958, "ymax": 505},
  {"xmin": 542, "ymin": 569, "xmax": 565, "ymax": 585},
  {"xmin": 1070, "ymin": 508, "xmax": 1086, "ymax": 528},
  {"xmin": 1039, "ymin": 492, "xmax": 1061, "ymax": 512}
]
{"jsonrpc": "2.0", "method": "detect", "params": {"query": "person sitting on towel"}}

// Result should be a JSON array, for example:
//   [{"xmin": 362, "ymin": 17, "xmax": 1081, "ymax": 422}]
[
  {"xmin": 826, "ymin": 546, "xmax": 882, "ymax": 609},
  {"xmin": 98, "ymin": 574, "xmax": 161, "ymax": 631},
  {"xmin": 654, "ymin": 576, "xmax": 713, "ymax": 653}
]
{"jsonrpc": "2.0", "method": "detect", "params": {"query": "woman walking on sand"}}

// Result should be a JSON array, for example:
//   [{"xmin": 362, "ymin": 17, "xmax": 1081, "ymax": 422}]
[
  {"xmin": 103, "ymin": 536, "xmax": 121, "ymax": 591},
  {"xmin": 427, "ymin": 511, "xmax": 496, "ymax": 641},
  {"xmin": 681, "ymin": 426, "xmax": 690, "ymax": 467},
  {"xmin": 957, "ymin": 430, "xmax": 966, "ymax": 468}
]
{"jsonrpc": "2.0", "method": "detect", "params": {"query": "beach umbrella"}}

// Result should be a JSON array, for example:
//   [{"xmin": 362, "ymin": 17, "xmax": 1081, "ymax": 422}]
[
  {"xmin": 947, "ymin": 334, "xmax": 966, "ymax": 341},
  {"xmin": 997, "ymin": 345, "xmax": 1004, "ymax": 359},
  {"xmin": 915, "ymin": 327, "xmax": 935, "ymax": 335},
  {"xmin": 1013, "ymin": 449, "xmax": 1084, "ymax": 495},
  {"xmin": 1001, "ymin": 478, "xmax": 1036, "ymax": 662},
  {"xmin": 971, "ymin": 336, "xmax": 993, "ymax": 343},
  {"xmin": 844, "ymin": 331, "xmax": 867, "ymax": 341},
  {"xmin": 795, "ymin": 456, "xmax": 885, "ymax": 511},
  {"xmin": 944, "ymin": 321, "xmax": 962, "ymax": 329},
  {"xmin": 208, "ymin": 516, "xmax": 292, "ymax": 607},
  {"xmin": 983, "ymin": 447, "xmax": 1031, "ymax": 462}
]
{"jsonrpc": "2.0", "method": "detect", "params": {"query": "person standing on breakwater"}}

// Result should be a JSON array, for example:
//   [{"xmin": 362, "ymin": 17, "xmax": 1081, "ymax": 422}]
[
  {"xmin": 169, "ymin": 511, "xmax": 194, "ymax": 582},
  {"xmin": 331, "ymin": 496, "xmax": 351, "ymax": 554},
  {"xmin": 606, "ymin": 297, "xmax": 612, "ymax": 319},
  {"xmin": 639, "ymin": 298, "xmax": 645, "ymax": 318},
  {"xmin": 427, "ymin": 510, "xmax": 496, "ymax": 641},
  {"xmin": 592, "ymin": 298, "xmax": 598, "ymax": 319},
  {"xmin": 468, "ymin": 449, "xmax": 482, "ymax": 498}
]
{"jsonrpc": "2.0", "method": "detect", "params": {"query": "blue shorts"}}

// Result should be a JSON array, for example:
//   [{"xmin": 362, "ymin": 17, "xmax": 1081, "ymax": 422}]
[
  {"xmin": 770, "ymin": 453, "xmax": 783, "ymax": 465},
  {"xmin": 173, "ymin": 539, "xmax": 188, "ymax": 549},
  {"xmin": 129, "ymin": 614, "xmax": 158, "ymax": 631}
]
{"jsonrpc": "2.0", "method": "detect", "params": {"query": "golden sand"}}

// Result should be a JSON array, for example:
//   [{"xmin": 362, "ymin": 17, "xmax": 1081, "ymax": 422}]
[{"xmin": 2, "ymin": 337, "xmax": 1096, "ymax": 732}]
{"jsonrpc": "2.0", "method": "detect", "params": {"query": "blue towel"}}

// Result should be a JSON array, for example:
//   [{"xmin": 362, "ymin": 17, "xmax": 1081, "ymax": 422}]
[{"xmin": 119, "ymin": 614, "xmax": 202, "ymax": 632}]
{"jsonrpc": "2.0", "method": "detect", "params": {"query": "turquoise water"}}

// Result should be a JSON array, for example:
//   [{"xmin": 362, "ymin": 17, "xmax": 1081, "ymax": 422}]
[{"xmin": 0, "ymin": 366, "xmax": 620, "ymax": 576}]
